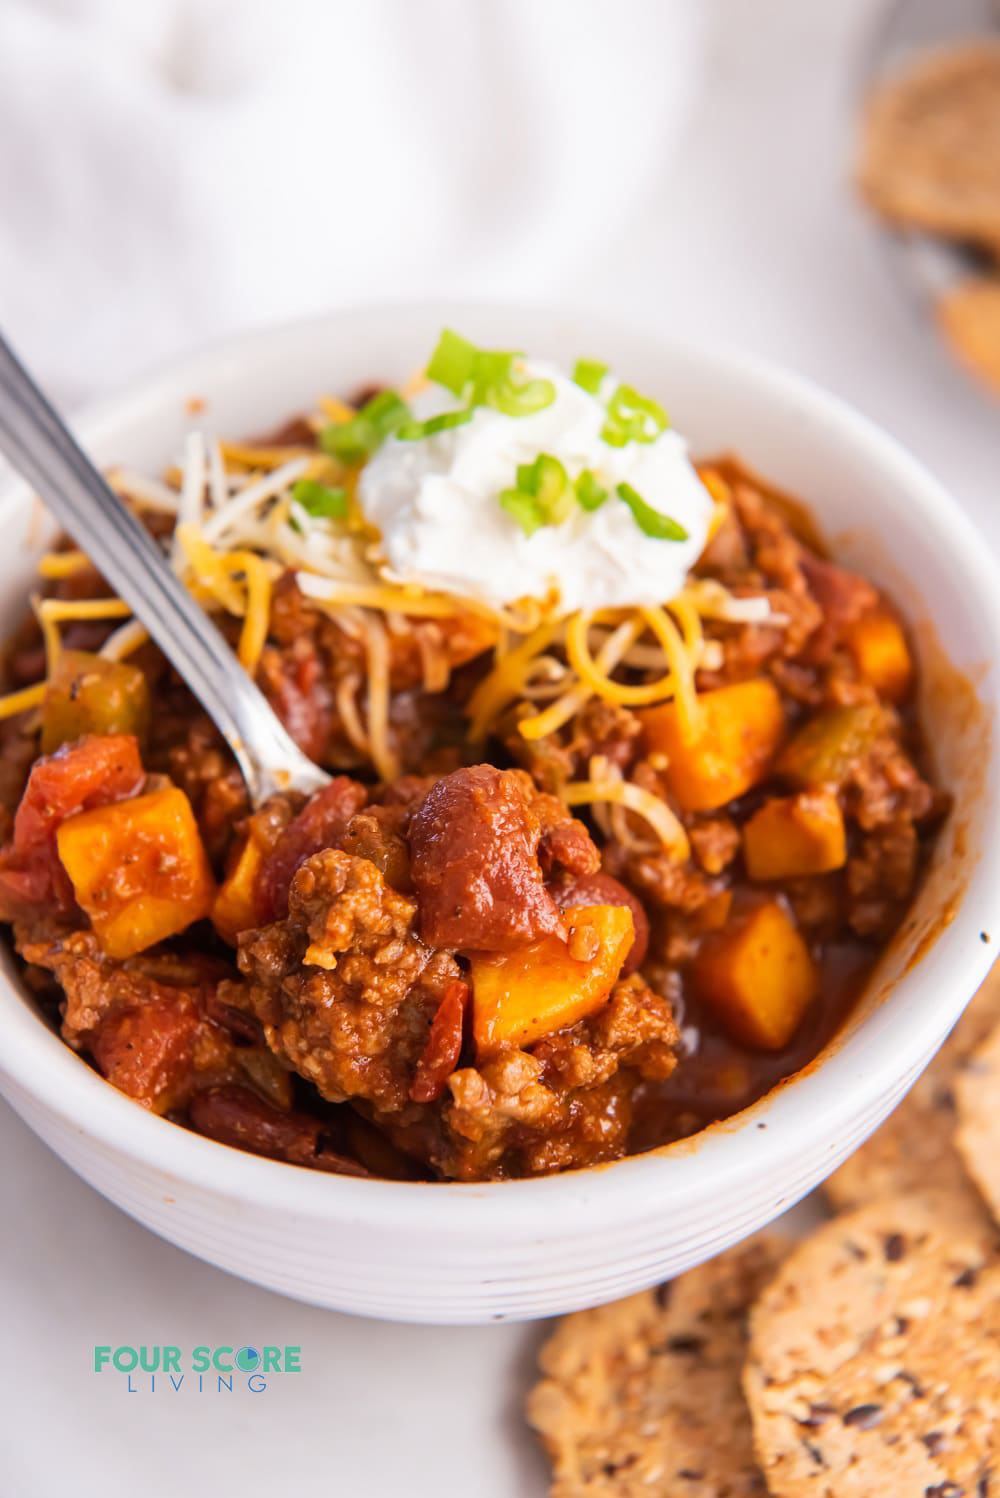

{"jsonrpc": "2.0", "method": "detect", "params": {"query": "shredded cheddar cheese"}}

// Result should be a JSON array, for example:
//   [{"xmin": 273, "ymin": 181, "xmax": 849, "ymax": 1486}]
[
  {"xmin": 0, "ymin": 681, "xmax": 46, "ymax": 720},
  {"xmin": 220, "ymin": 441, "xmax": 316, "ymax": 471},
  {"xmin": 37, "ymin": 551, "xmax": 93, "ymax": 580},
  {"xmin": 566, "ymin": 608, "xmax": 682, "ymax": 710},
  {"xmin": 564, "ymin": 757, "xmax": 691, "ymax": 863},
  {"xmin": 8, "ymin": 394, "xmax": 779, "ymax": 861},
  {"xmin": 362, "ymin": 612, "xmax": 396, "ymax": 782},
  {"xmin": 36, "ymin": 598, "xmax": 132, "ymax": 625}
]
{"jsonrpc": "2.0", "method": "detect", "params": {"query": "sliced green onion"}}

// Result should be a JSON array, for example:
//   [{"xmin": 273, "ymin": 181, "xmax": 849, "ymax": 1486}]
[
  {"xmin": 468, "ymin": 350, "xmax": 517, "ymax": 405},
  {"xmin": 516, "ymin": 453, "xmax": 572, "ymax": 523},
  {"xmin": 617, "ymin": 482, "xmax": 688, "ymax": 541},
  {"xmin": 499, "ymin": 488, "xmax": 546, "ymax": 536},
  {"xmin": 396, "ymin": 408, "xmax": 475, "ymax": 441},
  {"xmin": 290, "ymin": 479, "xmax": 349, "ymax": 519},
  {"xmin": 320, "ymin": 416, "xmax": 377, "ymax": 462},
  {"xmin": 572, "ymin": 358, "xmax": 609, "ymax": 394},
  {"xmin": 601, "ymin": 384, "xmax": 669, "ymax": 447},
  {"xmin": 320, "ymin": 388, "xmax": 411, "ymax": 461},
  {"xmin": 363, "ymin": 389, "xmax": 411, "ymax": 438},
  {"xmin": 575, "ymin": 469, "xmax": 608, "ymax": 511},
  {"xmin": 488, "ymin": 376, "xmax": 557, "ymax": 417},
  {"xmin": 423, "ymin": 329, "xmax": 557, "ymax": 418},
  {"xmin": 426, "ymin": 329, "xmax": 479, "ymax": 395}
]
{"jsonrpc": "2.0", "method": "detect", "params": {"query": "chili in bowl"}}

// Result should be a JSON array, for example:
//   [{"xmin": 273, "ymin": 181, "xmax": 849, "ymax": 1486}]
[{"xmin": 0, "ymin": 305, "xmax": 994, "ymax": 1321}]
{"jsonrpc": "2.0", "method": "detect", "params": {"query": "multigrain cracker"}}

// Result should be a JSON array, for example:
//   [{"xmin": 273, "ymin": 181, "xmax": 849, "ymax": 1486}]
[
  {"xmin": 527, "ymin": 1234, "xmax": 786, "ymax": 1496},
  {"xmin": 826, "ymin": 962, "xmax": 1000, "ymax": 1210},
  {"xmin": 744, "ymin": 1192, "xmax": 1000, "ymax": 1497},
  {"xmin": 957, "ymin": 1016, "xmax": 1000, "ymax": 1223},
  {"xmin": 938, "ymin": 276, "xmax": 1000, "ymax": 397},
  {"xmin": 859, "ymin": 42, "xmax": 1000, "ymax": 246}
]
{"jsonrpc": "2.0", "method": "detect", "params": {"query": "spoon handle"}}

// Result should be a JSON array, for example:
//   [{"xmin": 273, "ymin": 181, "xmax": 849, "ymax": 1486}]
[{"xmin": 0, "ymin": 331, "xmax": 330, "ymax": 807}]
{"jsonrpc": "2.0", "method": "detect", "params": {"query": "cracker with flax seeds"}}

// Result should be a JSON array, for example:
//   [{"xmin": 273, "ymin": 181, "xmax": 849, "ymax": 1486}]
[
  {"xmin": 527, "ymin": 1233, "xmax": 786, "ymax": 1497},
  {"xmin": 957, "ymin": 1016, "xmax": 1000, "ymax": 1226},
  {"xmin": 826, "ymin": 962, "xmax": 1000, "ymax": 1211},
  {"xmin": 744, "ymin": 1192, "xmax": 1000, "ymax": 1497},
  {"xmin": 859, "ymin": 41, "xmax": 1000, "ymax": 248}
]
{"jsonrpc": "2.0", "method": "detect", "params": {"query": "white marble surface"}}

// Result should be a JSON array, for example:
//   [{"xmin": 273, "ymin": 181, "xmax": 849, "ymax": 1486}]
[{"xmin": 3, "ymin": 1, "xmax": 998, "ymax": 1492}]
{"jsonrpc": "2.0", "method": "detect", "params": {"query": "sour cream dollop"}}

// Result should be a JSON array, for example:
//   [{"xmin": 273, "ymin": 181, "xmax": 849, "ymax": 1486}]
[{"xmin": 359, "ymin": 359, "xmax": 713, "ymax": 613}]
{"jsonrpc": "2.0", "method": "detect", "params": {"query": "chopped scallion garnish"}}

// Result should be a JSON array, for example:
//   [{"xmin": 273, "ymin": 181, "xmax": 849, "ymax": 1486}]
[
  {"xmin": 468, "ymin": 350, "xmax": 517, "ymax": 405},
  {"xmin": 290, "ymin": 479, "xmax": 349, "ymax": 519},
  {"xmin": 422, "ymin": 329, "xmax": 557, "ymax": 420},
  {"xmin": 601, "ymin": 384, "xmax": 669, "ymax": 447},
  {"xmin": 397, "ymin": 408, "xmax": 474, "ymax": 441},
  {"xmin": 426, "ymin": 329, "xmax": 478, "ymax": 396},
  {"xmin": 489, "ymin": 375, "xmax": 557, "ymax": 417},
  {"xmin": 364, "ymin": 389, "xmax": 411, "ymax": 435},
  {"xmin": 516, "ymin": 453, "xmax": 573, "ymax": 523},
  {"xmin": 572, "ymin": 358, "xmax": 608, "ymax": 394},
  {"xmin": 320, "ymin": 389, "xmax": 411, "ymax": 461},
  {"xmin": 616, "ymin": 482, "xmax": 688, "ymax": 540},
  {"xmin": 499, "ymin": 488, "xmax": 546, "ymax": 536},
  {"xmin": 575, "ymin": 470, "xmax": 608, "ymax": 511},
  {"xmin": 320, "ymin": 418, "xmax": 375, "ymax": 462}
]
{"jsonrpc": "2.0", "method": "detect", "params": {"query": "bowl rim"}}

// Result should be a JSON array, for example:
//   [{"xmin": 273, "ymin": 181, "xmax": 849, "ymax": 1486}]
[{"xmin": 0, "ymin": 299, "xmax": 998, "ymax": 1232}]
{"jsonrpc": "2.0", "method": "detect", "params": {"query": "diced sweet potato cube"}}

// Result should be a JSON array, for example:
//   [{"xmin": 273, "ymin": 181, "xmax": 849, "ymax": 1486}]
[
  {"xmin": 639, "ymin": 679, "xmax": 786, "ymax": 812},
  {"xmin": 691, "ymin": 899, "xmax": 819, "ymax": 1051},
  {"xmin": 56, "ymin": 785, "xmax": 215, "ymax": 959},
  {"xmin": 845, "ymin": 611, "xmax": 913, "ymax": 703},
  {"xmin": 212, "ymin": 835, "xmax": 264, "ymax": 945},
  {"xmin": 41, "ymin": 650, "xmax": 150, "ymax": 754},
  {"xmin": 471, "ymin": 904, "xmax": 634, "ymax": 1056},
  {"xmin": 742, "ymin": 790, "xmax": 847, "ymax": 881}
]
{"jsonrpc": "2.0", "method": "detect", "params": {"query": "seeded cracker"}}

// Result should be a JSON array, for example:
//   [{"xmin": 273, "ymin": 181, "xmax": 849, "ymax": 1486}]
[
  {"xmin": 826, "ymin": 962, "xmax": 1000, "ymax": 1211},
  {"xmin": 744, "ymin": 1192, "xmax": 1000, "ymax": 1497},
  {"xmin": 956, "ymin": 1016, "xmax": 1000, "ymax": 1225},
  {"xmin": 859, "ymin": 42, "xmax": 1000, "ymax": 247},
  {"xmin": 527, "ymin": 1233, "xmax": 786, "ymax": 1496}
]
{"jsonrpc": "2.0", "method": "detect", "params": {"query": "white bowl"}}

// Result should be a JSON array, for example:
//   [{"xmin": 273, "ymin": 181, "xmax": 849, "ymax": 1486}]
[{"xmin": 0, "ymin": 304, "xmax": 997, "ymax": 1325}]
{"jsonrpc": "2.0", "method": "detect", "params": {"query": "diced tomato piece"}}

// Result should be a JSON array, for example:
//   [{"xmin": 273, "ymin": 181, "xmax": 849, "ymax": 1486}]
[
  {"xmin": 0, "ymin": 734, "xmax": 144, "ymax": 918},
  {"xmin": 409, "ymin": 980, "xmax": 469, "ymax": 1104},
  {"xmin": 91, "ymin": 994, "xmax": 200, "ymax": 1114}
]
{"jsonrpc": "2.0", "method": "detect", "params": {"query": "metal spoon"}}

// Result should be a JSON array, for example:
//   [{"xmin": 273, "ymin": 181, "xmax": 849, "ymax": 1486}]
[{"xmin": 0, "ymin": 330, "xmax": 331, "ymax": 807}]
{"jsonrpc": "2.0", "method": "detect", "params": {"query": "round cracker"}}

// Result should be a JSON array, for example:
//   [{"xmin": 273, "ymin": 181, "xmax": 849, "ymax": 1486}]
[
  {"xmin": 859, "ymin": 41, "xmax": 1000, "ymax": 246},
  {"xmin": 826, "ymin": 961, "xmax": 1000, "ymax": 1211},
  {"xmin": 745, "ymin": 1192, "xmax": 1000, "ymax": 1497},
  {"xmin": 527, "ymin": 1234, "xmax": 786, "ymax": 1496},
  {"xmin": 957, "ymin": 1016, "xmax": 1000, "ymax": 1223}
]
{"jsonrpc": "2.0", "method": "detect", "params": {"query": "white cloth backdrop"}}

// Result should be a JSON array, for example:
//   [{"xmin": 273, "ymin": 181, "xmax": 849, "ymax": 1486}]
[{"xmin": 1, "ymin": 0, "xmax": 705, "ymax": 402}]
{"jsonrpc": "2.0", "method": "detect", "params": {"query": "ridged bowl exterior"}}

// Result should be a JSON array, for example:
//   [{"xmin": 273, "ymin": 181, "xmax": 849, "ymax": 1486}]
[{"xmin": 0, "ymin": 305, "xmax": 996, "ymax": 1323}]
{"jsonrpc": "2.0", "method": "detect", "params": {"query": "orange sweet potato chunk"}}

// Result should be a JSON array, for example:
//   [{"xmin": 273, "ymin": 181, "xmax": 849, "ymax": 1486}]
[
  {"xmin": 471, "ymin": 904, "xmax": 634, "ymax": 1056},
  {"xmin": 639, "ymin": 679, "xmax": 786, "ymax": 812},
  {"xmin": 56, "ymin": 785, "xmax": 215, "ymax": 959},
  {"xmin": 212, "ymin": 835, "xmax": 264, "ymax": 946},
  {"xmin": 742, "ymin": 790, "xmax": 847, "ymax": 881},
  {"xmin": 845, "ymin": 611, "xmax": 913, "ymax": 702},
  {"xmin": 691, "ymin": 899, "xmax": 819, "ymax": 1051}
]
